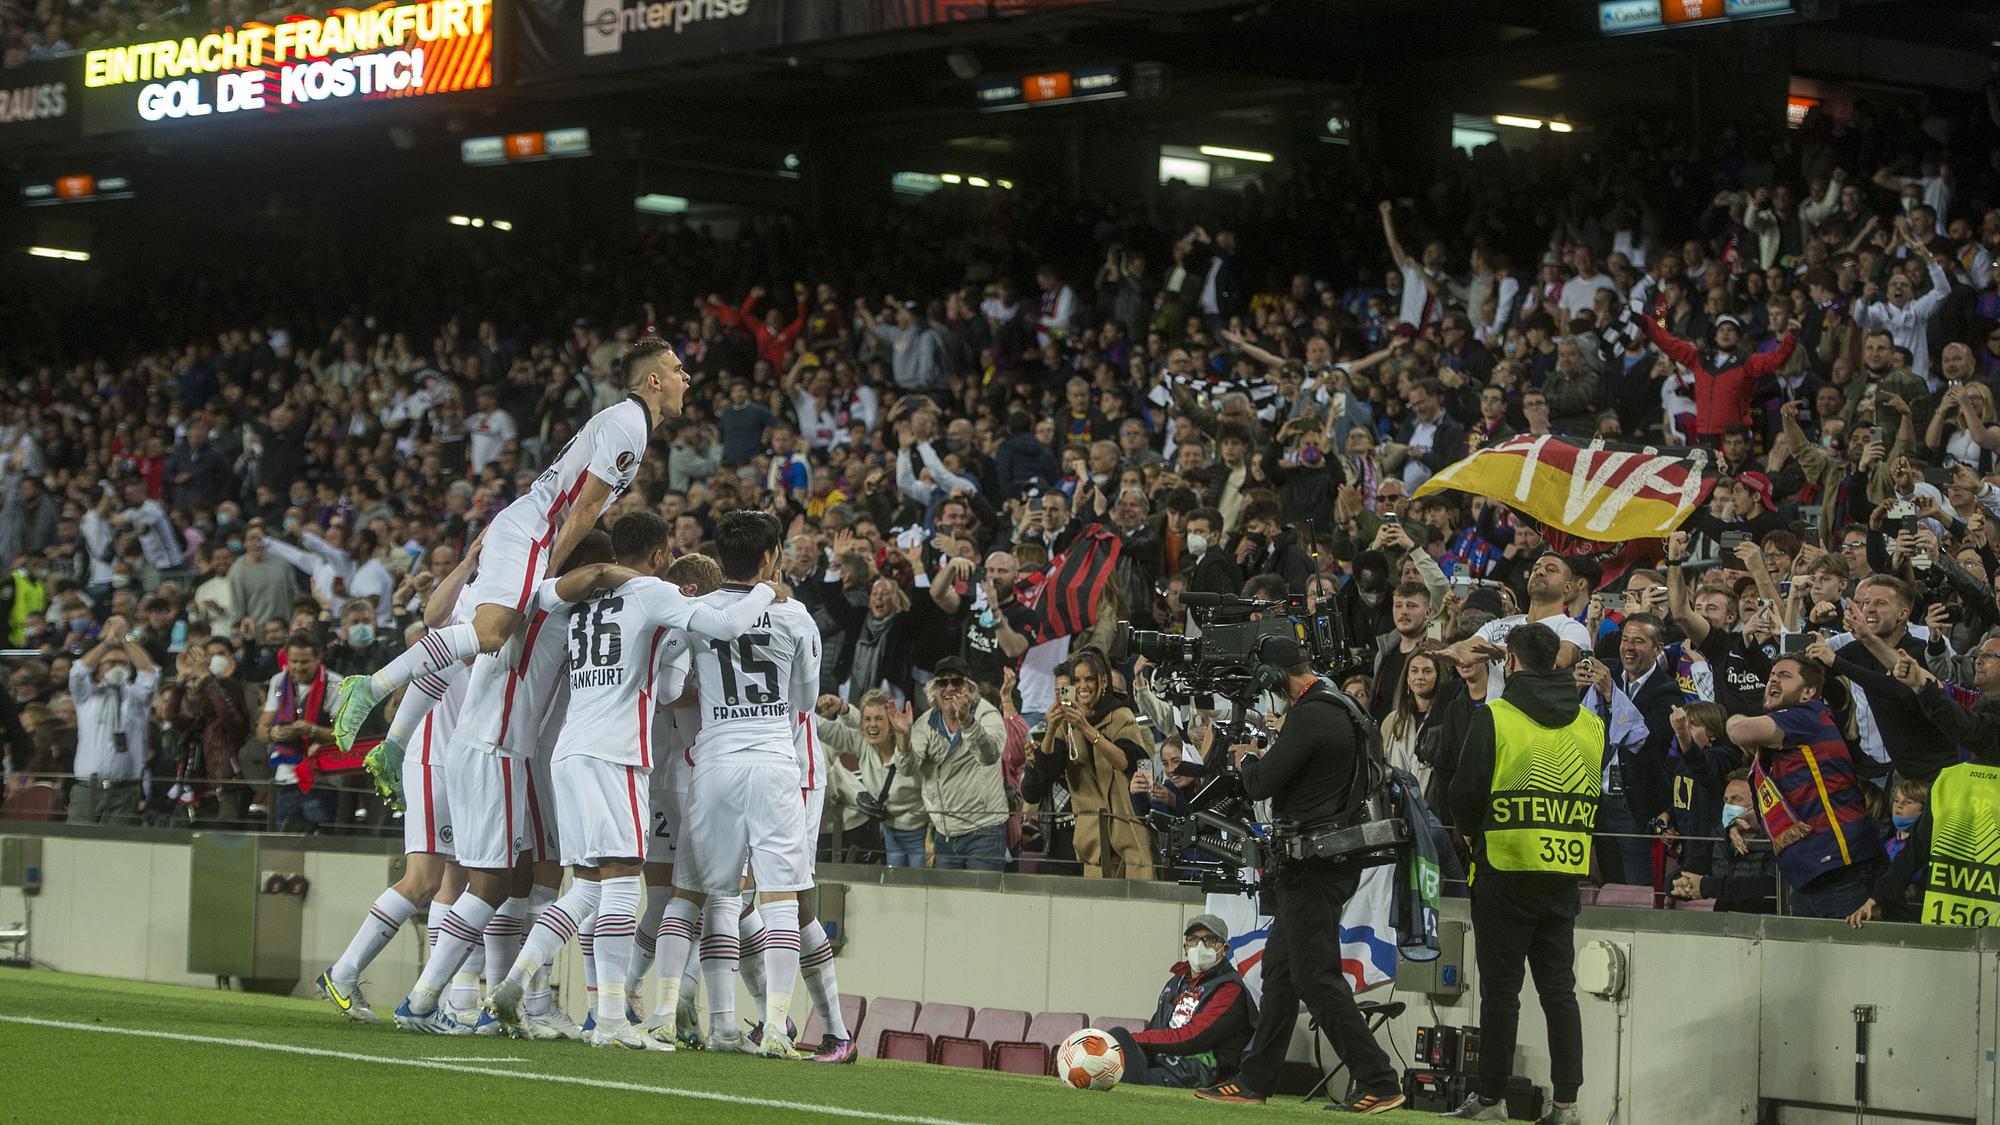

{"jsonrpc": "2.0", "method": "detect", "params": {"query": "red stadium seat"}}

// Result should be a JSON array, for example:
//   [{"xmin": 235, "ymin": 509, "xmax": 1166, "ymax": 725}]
[
  {"xmin": 879, "ymin": 1030, "xmax": 931, "ymax": 1063},
  {"xmin": 882, "ymin": 1002, "xmax": 972, "ymax": 1064},
  {"xmin": 1093, "ymin": 1016, "xmax": 1149, "ymax": 1037},
  {"xmin": 802, "ymin": 993, "xmax": 867, "ymax": 1046},
  {"xmin": 1674, "ymin": 897, "xmax": 1717, "ymax": 912},
  {"xmin": 859, "ymin": 997, "xmax": 920, "ymax": 1061},
  {"xmin": 1594, "ymin": 883, "xmax": 1661, "ymax": 909},
  {"xmin": 1576, "ymin": 885, "xmax": 1600, "ymax": 906},
  {"xmin": 933, "ymin": 1008, "xmax": 1030, "ymax": 1070},
  {"xmin": 990, "ymin": 1011, "xmax": 1088, "ymax": 1076}
]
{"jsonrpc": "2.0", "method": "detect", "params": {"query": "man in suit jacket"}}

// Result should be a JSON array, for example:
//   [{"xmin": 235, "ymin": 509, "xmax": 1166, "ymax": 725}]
[
  {"xmin": 1392, "ymin": 378, "xmax": 1468, "ymax": 490},
  {"xmin": 1583, "ymin": 612, "xmax": 1680, "ymax": 885}
]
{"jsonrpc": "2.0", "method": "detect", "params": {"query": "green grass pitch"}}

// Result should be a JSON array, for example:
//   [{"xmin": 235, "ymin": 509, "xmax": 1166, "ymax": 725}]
[{"xmin": 0, "ymin": 968, "xmax": 1435, "ymax": 1123}]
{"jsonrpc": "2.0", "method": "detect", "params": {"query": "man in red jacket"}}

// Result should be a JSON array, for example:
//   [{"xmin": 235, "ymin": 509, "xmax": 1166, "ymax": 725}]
[
  {"xmin": 706, "ymin": 285, "xmax": 808, "ymax": 370},
  {"xmin": 1105, "ymin": 915, "xmax": 1258, "ymax": 1088},
  {"xmin": 1639, "ymin": 312, "xmax": 1800, "ymax": 439}
]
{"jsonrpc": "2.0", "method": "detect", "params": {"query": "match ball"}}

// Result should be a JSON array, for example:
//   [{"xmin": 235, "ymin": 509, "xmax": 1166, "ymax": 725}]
[{"xmin": 1056, "ymin": 1028, "xmax": 1124, "ymax": 1091}]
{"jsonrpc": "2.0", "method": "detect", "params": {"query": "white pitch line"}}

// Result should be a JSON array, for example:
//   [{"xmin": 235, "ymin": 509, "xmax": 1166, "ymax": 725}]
[
  {"xmin": 420, "ymin": 1055, "xmax": 531, "ymax": 1062},
  {"xmin": 0, "ymin": 1015, "xmax": 982, "ymax": 1125}
]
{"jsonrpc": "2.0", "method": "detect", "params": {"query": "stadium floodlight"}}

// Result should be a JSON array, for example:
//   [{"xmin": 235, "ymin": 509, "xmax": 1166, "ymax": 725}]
[
  {"xmin": 967, "ymin": 176, "xmax": 991, "ymax": 188},
  {"xmin": 26, "ymin": 246, "xmax": 88, "ymax": 261},
  {"xmin": 470, "ymin": 217, "xmax": 485, "ymax": 227},
  {"xmin": 1547, "ymin": 120, "xmax": 1574, "ymax": 133},
  {"xmin": 449, "ymin": 215, "xmax": 472, "ymax": 226},
  {"xmin": 1494, "ymin": 114, "xmax": 1543, "ymax": 129},
  {"xmin": 1198, "ymin": 145, "xmax": 1274, "ymax": 163},
  {"xmin": 997, "ymin": 179, "xmax": 1014, "ymax": 190},
  {"xmin": 634, "ymin": 194, "xmax": 690, "ymax": 215},
  {"xmin": 492, "ymin": 220, "xmax": 513, "ymax": 231},
  {"xmin": 940, "ymin": 173, "xmax": 963, "ymax": 184}
]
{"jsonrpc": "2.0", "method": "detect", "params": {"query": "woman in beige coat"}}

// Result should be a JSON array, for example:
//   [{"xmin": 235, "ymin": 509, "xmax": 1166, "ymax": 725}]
[{"xmin": 1041, "ymin": 647, "xmax": 1156, "ymax": 879}]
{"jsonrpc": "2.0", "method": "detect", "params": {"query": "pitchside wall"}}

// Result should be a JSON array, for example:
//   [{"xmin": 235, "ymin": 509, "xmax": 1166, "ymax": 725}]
[{"xmin": 0, "ymin": 827, "xmax": 1992, "ymax": 1125}]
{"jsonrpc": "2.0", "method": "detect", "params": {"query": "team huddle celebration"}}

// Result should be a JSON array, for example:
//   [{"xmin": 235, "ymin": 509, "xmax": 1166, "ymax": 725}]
[{"xmin": 310, "ymin": 341, "xmax": 853, "ymax": 1059}]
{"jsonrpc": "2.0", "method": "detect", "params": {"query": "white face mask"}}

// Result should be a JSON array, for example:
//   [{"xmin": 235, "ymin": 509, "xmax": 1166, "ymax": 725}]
[
  {"xmin": 102, "ymin": 665, "xmax": 131, "ymax": 687},
  {"xmin": 208, "ymin": 655, "xmax": 231, "ymax": 677},
  {"xmin": 1185, "ymin": 942, "xmax": 1221, "ymax": 974},
  {"xmin": 1185, "ymin": 532, "xmax": 1209, "ymax": 557}
]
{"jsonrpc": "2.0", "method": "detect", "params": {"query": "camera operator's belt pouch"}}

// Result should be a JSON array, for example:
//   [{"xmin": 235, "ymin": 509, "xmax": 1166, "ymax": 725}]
[{"xmin": 1483, "ymin": 699, "xmax": 1604, "ymax": 877}]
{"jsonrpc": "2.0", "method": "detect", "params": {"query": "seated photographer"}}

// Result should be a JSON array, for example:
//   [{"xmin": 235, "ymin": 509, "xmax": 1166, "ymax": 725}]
[
  {"xmin": 1103, "ymin": 915, "xmax": 1256, "ymax": 1090},
  {"xmin": 1034, "ymin": 648, "xmax": 1155, "ymax": 879}
]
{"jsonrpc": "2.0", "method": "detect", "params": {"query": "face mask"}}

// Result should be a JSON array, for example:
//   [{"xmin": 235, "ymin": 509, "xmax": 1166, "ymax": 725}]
[
  {"xmin": 109, "ymin": 575, "xmax": 131, "ymax": 589},
  {"xmin": 1902, "ymin": 196, "xmax": 1919, "ymax": 213},
  {"xmin": 209, "ymin": 655, "xmax": 231, "ymax": 677},
  {"xmin": 1185, "ymin": 942, "xmax": 1221, "ymax": 974},
  {"xmin": 1185, "ymin": 532, "xmax": 1209, "ymax": 557},
  {"xmin": 102, "ymin": 665, "xmax": 131, "ymax": 687},
  {"xmin": 1297, "ymin": 445, "xmax": 1323, "ymax": 467},
  {"xmin": 346, "ymin": 624, "xmax": 376, "ymax": 648},
  {"xmin": 1090, "ymin": 472, "xmax": 1112, "ymax": 488},
  {"xmin": 227, "ymin": 539, "xmax": 243, "ymax": 553},
  {"xmin": 1891, "ymin": 814, "xmax": 1919, "ymax": 832},
  {"xmin": 217, "ymin": 512, "xmax": 234, "ymax": 527},
  {"xmin": 69, "ymin": 616, "xmax": 91, "ymax": 633},
  {"xmin": 1720, "ymin": 803, "xmax": 1750, "ymax": 833}
]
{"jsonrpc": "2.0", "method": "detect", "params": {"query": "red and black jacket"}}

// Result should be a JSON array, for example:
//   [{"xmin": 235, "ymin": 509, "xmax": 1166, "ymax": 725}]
[{"xmin": 1133, "ymin": 958, "xmax": 1258, "ymax": 1078}]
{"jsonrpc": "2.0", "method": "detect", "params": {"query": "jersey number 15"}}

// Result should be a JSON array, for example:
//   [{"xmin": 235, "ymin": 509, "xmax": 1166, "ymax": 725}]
[{"xmin": 710, "ymin": 634, "xmax": 779, "ymax": 705}]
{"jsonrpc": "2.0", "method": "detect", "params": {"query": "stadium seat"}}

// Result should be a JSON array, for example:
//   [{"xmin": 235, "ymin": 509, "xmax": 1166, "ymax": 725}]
[
  {"xmin": 802, "ymin": 993, "xmax": 867, "ymax": 1046},
  {"xmin": 934, "ymin": 1007, "xmax": 1031, "ymax": 1070},
  {"xmin": 859, "ymin": 997, "xmax": 920, "ymax": 1061},
  {"xmin": 1595, "ymin": 883, "xmax": 1661, "ymax": 909},
  {"xmin": 878, "ymin": 1030, "xmax": 932, "ymax": 1063},
  {"xmin": 989, "ymin": 1010, "xmax": 1089, "ymax": 1076},
  {"xmin": 884, "ymin": 1002, "xmax": 972, "ymax": 1063},
  {"xmin": 1576, "ymin": 885, "xmax": 1600, "ymax": 906},
  {"xmin": 1093, "ymin": 1016, "xmax": 1148, "ymax": 1037},
  {"xmin": 1675, "ymin": 897, "xmax": 1717, "ymax": 912}
]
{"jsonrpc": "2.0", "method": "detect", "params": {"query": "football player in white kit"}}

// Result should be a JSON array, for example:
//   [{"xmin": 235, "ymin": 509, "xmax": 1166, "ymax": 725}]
[
  {"xmin": 330, "ymin": 336, "xmax": 687, "ymax": 756},
  {"xmin": 651, "ymin": 510, "xmax": 825, "ymax": 1059},
  {"xmin": 315, "ymin": 549, "xmax": 479, "ymax": 1023},
  {"xmin": 629, "ymin": 551, "xmax": 723, "ymax": 1048},
  {"xmin": 389, "ymin": 532, "xmax": 620, "ymax": 1034},
  {"xmin": 484, "ymin": 511, "xmax": 783, "ymax": 1048}
]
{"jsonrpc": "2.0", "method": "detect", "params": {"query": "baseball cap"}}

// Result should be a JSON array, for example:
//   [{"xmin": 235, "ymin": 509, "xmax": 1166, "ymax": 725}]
[
  {"xmin": 1185, "ymin": 914, "xmax": 1230, "ymax": 944},
  {"xmin": 1258, "ymin": 635, "xmax": 1304, "ymax": 668},
  {"xmin": 1737, "ymin": 470, "xmax": 1777, "ymax": 512},
  {"xmin": 1713, "ymin": 314, "xmax": 1743, "ymax": 332},
  {"xmin": 933, "ymin": 656, "xmax": 972, "ymax": 680}
]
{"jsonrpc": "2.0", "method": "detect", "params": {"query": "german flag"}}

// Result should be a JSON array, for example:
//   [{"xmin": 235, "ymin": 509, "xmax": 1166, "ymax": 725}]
[{"xmin": 1414, "ymin": 434, "xmax": 1718, "ymax": 542}]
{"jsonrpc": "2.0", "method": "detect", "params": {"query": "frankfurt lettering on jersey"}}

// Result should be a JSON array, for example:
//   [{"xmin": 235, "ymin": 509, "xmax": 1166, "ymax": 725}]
[
  {"xmin": 709, "ymin": 701, "xmax": 788, "ymax": 721},
  {"xmin": 571, "ymin": 666, "xmax": 625, "ymax": 689}
]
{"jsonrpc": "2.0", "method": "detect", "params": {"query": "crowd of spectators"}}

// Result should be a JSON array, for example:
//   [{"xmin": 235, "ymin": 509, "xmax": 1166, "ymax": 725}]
[
  {"xmin": 1, "ymin": 0, "xmax": 323, "ymax": 68},
  {"xmin": 4, "ymin": 93, "xmax": 2000, "ymax": 919}
]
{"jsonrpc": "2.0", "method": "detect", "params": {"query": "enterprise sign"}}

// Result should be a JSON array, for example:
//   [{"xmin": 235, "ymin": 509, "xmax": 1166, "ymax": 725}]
[
  {"xmin": 1599, "ymin": 0, "xmax": 1793, "ymax": 35},
  {"xmin": 80, "ymin": 0, "xmax": 491, "ymax": 135}
]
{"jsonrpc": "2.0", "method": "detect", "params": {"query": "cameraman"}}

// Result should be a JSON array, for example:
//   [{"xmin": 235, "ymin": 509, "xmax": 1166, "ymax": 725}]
[{"xmin": 1194, "ymin": 636, "xmax": 1405, "ymax": 1116}]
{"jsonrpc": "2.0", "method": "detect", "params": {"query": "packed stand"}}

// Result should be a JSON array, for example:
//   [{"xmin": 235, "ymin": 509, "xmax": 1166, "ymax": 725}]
[{"xmin": 3, "ymin": 98, "xmax": 2000, "ymax": 921}]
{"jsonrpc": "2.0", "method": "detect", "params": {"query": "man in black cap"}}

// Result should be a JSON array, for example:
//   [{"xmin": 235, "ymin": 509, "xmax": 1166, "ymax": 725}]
[
  {"xmin": 1194, "ymin": 636, "xmax": 1406, "ymax": 1116},
  {"xmin": 1105, "ymin": 913, "xmax": 1257, "ymax": 1089}
]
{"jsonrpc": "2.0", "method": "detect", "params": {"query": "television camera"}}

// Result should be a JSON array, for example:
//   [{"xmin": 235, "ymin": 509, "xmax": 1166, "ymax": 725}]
[{"xmin": 1109, "ymin": 588, "xmax": 1409, "ymax": 900}]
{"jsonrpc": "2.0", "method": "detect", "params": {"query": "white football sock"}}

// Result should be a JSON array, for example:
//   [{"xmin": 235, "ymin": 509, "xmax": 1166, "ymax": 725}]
[
  {"xmin": 628, "ymin": 885, "xmax": 667, "ymax": 998},
  {"xmin": 373, "ymin": 622, "xmax": 481, "ymax": 695},
  {"xmin": 799, "ymin": 919, "xmax": 848, "ymax": 1040},
  {"xmin": 651, "ymin": 897, "xmax": 700, "ymax": 1020},
  {"xmin": 758, "ymin": 899, "xmax": 800, "ymax": 1040},
  {"xmin": 331, "ymin": 888, "xmax": 415, "ymax": 985},
  {"xmin": 508, "ymin": 884, "xmax": 600, "ymax": 988},
  {"xmin": 483, "ymin": 895, "xmax": 529, "ymax": 991},
  {"xmin": 700, "ymin": 895, "xmax": 741, "ymax": 1038},
  {"xmin": 737, "ymin": 904, "xmax": 768, "ymax": 1013},
  {"xmin": 409, "ymin": 895, "xmax": 494, "ymax": 1015},
  {"xmin": 593, "ymin": 876, "xmax": 642, "ymax": 1023}
]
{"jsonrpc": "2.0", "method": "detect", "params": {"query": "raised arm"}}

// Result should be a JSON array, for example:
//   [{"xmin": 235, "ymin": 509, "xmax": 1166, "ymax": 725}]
[
  {"xmin": 1378, "ymin": 200, "xmax": 1414, "ymax": 271},
  {"xmin": 680, "ymin": 583, "xmax": 779, "ymax": 642}
]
